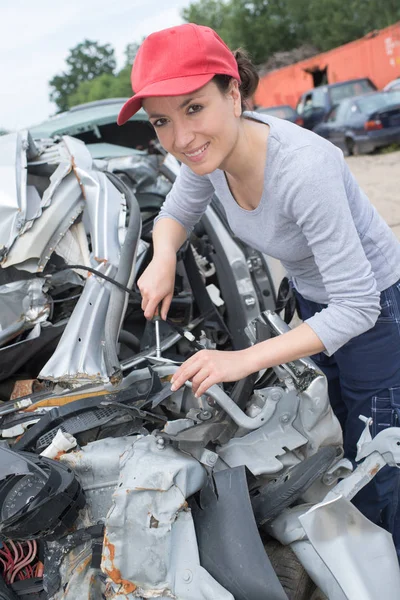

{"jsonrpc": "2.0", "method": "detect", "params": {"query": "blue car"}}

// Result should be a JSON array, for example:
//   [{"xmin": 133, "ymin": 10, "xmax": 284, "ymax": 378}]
[
  {"xmin": 296, "ymin": 78, "xmax": 377, "ymax": 130},
  {"xmin": 314, "ymin": 90, "xmax": 400, "ymax": 155},
  {"xmin": 256, "ymin": 104, "xmax": 304, "ymax": 126}
]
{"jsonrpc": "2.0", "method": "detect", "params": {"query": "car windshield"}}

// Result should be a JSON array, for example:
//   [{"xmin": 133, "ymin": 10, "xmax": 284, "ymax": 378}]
[
  {"xmin": 356, "ymin": 91, "xmax": 400, "ymax": 114},
  {"xmin": 330, "ymin": 80, "xmax": 375, "ymax": 105},
  {"xmin": 259, "ymin": 106, "xmax": 296, "ymax": 119}
]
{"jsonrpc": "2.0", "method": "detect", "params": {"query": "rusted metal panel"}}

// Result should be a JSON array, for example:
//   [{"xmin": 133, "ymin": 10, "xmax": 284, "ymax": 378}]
[
  {"xmin": 255, "ymin": 21, "xmax": 400, "ymax": 108},
  {"xmin": 10, "ymin": 379, "xmax": 44, "ymax": 400}
]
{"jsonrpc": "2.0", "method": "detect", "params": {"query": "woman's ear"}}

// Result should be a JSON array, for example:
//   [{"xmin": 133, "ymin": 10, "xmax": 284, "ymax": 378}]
[{"xmin": 228, "ymin": 79, "xmax": 242, "ymax": 117}]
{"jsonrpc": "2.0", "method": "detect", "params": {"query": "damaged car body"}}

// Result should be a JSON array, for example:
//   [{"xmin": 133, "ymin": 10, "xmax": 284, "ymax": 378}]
[{"xmin": 0, "ymin": 125, "xmax": 399, "ymax": 600}]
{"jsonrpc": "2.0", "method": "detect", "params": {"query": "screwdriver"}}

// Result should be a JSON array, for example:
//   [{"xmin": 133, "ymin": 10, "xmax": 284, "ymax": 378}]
[{"xmin": 153, "ymin": 305, "xmax": 162, "ymax": 358}]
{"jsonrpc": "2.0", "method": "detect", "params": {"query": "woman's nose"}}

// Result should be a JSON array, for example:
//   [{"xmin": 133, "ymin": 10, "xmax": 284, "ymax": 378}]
[{"xmin": 173, "ymin": 123, "xmax": 195, "ymax": 151}]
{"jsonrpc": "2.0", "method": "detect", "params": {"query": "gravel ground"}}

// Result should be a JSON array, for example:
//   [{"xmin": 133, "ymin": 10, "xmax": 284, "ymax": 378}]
[{"xmin": 345, "ymin": 150, "xmax": 400, "ymax": 239}]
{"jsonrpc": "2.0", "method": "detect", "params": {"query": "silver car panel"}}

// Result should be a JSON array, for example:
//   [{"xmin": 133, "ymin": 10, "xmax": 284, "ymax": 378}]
[
  {"xmin": 0, "ymin": 131, "xmax": 29, "ymax": 257},
  {"xmin": 2, "ymin": 171, "xmax": 85, "ymax": 272},
  {"xmin": 0, "ymin": 279, "xmax": 49, "ymax": 346},
  {"xmin": 39, "ymin": 263, "xmax": 115, "ymax": 383}
]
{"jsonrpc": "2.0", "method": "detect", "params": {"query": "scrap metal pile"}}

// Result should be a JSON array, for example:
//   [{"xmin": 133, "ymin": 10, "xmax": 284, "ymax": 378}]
[{"xmin": 0, "ymin": 131, "xmax": 399, "ymax": 600}]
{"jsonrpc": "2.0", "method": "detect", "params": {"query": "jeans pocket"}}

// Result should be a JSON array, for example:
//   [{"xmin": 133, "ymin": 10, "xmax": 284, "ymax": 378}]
[
  {"xmin": 376, "ymin": 296, "xmax": 395, "ymax": 322},
  {"xmin": 372, "ymin": 387, "xmax": 400, "ymax": 437}
]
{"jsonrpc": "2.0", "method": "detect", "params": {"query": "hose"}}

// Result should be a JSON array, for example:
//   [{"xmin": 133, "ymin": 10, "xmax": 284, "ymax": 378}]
[{"xmin": 118, "ymin": 329, "xmax": 141, "ymax": 352}]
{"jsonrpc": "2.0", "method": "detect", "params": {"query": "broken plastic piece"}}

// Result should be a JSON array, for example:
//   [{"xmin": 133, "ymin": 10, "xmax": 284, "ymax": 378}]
[{"xmin": 40, "ymin": 428, "xmax": 77, "ymax": 459}]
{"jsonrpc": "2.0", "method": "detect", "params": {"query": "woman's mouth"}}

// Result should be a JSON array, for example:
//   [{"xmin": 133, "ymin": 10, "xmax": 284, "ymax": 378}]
[{"xmin": 184, "ymin": 142, "xmax": 210, "ymax": 162}]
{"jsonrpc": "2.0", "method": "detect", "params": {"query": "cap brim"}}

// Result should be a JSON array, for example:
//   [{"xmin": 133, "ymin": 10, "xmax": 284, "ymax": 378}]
[{"xmin": 117, "ymin": 73, "xmax": 215, "ymax": 125}]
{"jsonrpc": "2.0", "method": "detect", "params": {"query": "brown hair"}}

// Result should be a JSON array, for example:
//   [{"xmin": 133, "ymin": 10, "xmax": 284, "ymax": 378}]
[{"xmin": 213, "ymin": 48, "xmax": 259, "ymax": 111}]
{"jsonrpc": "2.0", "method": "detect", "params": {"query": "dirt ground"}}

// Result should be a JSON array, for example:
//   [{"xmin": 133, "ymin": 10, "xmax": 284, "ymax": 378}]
[{"xmin": 345, "ymin": 150, "xmax": 400, "ymax": 239}]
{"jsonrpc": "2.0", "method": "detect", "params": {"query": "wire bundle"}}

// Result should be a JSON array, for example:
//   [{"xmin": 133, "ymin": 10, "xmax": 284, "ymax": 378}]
[{"xmin": 0, "ymin": 539, "xmax": 42, "ymax": 583}]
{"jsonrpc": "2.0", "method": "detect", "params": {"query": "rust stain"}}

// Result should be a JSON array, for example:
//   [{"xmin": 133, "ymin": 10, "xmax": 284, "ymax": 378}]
[
  {"xmin": 55, "ymin": 450, "xmax": 67, "ymax": 460},
  {"xmin": 369, "ymin": 463, "xmax": 381, "ymax": 477},
  {"xmin": 104, "ymin": 567, "xmax": 137, "ymax": 594},
  {"xmin": 161, "ymin": 375, "xmax": 173, "ymax": 382},
  {"xmin": 71, "ymin": 156, "xmax": 87, "ymax": 200},
  {"xmin": 103, "ymin": 534, "xmax": 136, "ymax": 594},
  {"xmin": 10, "ymin": 379, "xmax": 45, "ymax": 400},
  {"xmin": 94, "ymin": 257, "xmax": 108, "ymax": 264},
  {"xmin": 103, "ymin": 535, "xmax": 115, "ymax": 562},
  {"xmin": 75, "ymin": 555, "xmax": 91, "ymax": 575}
]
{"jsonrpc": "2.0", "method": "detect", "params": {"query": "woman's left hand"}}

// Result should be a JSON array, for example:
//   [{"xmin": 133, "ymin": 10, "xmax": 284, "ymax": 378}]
[{"xmin": 170, "ymin": 349, "xmax": 254, "ymax": 398}]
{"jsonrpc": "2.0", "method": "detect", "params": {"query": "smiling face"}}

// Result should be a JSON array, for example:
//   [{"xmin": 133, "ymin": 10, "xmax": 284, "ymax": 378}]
[{"xmin": 143, "ymin": 79, "xmax": 242, "ymax": 175}]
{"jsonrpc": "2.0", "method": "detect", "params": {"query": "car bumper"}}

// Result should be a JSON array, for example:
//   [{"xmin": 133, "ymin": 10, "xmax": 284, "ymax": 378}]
[{"xmin": 354, "ymin": 126, "xmax": 400, "ymax": 152}]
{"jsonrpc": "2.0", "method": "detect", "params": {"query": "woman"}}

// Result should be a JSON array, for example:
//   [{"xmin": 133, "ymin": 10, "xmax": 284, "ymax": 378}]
[{"xmin": 118, "ymin": 23, "xmax": 400, "ymax": 556}]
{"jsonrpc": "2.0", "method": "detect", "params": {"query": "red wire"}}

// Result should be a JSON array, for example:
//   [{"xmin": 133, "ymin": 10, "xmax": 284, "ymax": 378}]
[
  {"xmin": 2, "ymin": 542, "xmax": 15, "ymax": 583},
  {"xmin": 8, "ymin": 540, "xmax": 19, "ymax": 565},
  {"xmin": 0, "ymin": 544, "xmax": 13, "ymax": 561},
  {"xmin": 0, "ymin": 540, "xmax": 40, "ymax": 583},
  {"xmin": 10, "ymin": 540, "xmax": 37, "ymax": 584}
]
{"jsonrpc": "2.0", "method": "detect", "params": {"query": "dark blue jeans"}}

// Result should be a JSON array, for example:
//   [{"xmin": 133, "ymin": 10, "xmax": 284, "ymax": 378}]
[{"xmin": 294, "ymin": 281, "xmax": 400, "ymax": 558}]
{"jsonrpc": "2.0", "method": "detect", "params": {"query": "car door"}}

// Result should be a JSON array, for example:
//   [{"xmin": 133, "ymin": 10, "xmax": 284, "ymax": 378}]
[
  {"xmin": 327, "ymin": 101, "xmax": 352, "ymax": 150},
  {"xmin": 313, "ymin": 105, "xmax": 339, "ymax": 141},
  {"xmin": 299, "ymin": 88, "xmax": 327, "ymax": 129}
]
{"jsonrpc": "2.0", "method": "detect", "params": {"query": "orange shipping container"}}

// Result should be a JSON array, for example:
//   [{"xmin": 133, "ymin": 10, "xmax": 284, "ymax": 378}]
[{"xmin": 254, "ymin": 21, "xmax": 400, "ymax": 109}]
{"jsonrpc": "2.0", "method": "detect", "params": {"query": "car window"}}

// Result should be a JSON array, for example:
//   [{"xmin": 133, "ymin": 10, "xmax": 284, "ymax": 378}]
[
  {"xmin": 330, "ymin": 80, "xmax": 375, "ymax": 105},
  {"xmin": 312, "ymin": 88, "xmax": 326, "ymax": 108},
  {"xmin": 335, "ymin": 101, "xmax": 352, "ymax": 124},
  {"xmin": 296, "ymin": 98, "xmax": 305, "ymax": 115},
  {"xmin": 356, "ymin": 91, "xmax": 400, "ymax": 114},
  {"xmin": 302, "ymin": 93, "xmax": 313, "ymax": 113},
  {"xmin": 326, "ymin": 106, "xmax": 338, "ymax": 122},
  {"xmin": 258, "ymin": 106, "xmax": 295, "ymax": 119}
]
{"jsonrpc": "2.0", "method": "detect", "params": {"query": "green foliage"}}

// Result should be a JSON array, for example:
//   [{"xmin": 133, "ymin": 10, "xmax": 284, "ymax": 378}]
[
  {"xmin": 304, "ymin": 0, "xmax": 400, "ymax": 52},
  {"xmin": 182, "ymin": 0, "xmax": 400, "ymax": 63},
  {"xmin": 49, "ymin": 40, "xmax": 116, "ymax": 112},
  {"xmin": 50, "ymin": 0, "xmax": 400, "ymax": 110},
  {"xmin": 183, "ymin": 0, "xmax": 303, "ymax": 63},
  {"xmin": 68, "ymin": 66, "xmax": 132, "ymax": 108}
]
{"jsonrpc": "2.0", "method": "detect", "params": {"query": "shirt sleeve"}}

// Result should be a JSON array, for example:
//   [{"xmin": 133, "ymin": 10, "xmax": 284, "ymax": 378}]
[
  {"xmin": 154, "ymin": 163, "xmax": 215, "ymax": 236},
  {"xmin": 281, "ymin": 145, "xmax": 381, "ymax": 356}
]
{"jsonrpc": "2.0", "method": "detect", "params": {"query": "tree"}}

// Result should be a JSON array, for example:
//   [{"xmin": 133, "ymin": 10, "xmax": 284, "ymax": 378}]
[
  {"xmin": 68, "ymin": 66, "xmax": 133, "ymax": 108},
  {"xmin": 182, "ymin": 0, "xmax": 400, "ymax": 64},
  {"xmin": 182, "ymin": 0, "xmax": 307, "ymax": 64},
  {"xmin": 0, "ymin": 129, "xmax": 9, "ymax": 136},
  {"xmin": 124, "ymin": 42, "xmax": 142, "ymax": 66},
  {"xmin": 49, "ymin": 40, "xmax": 116, "ymax": 112},
  {"xmin": 302, "ymin": 0, "xmax": 400, "ymax": 52}
]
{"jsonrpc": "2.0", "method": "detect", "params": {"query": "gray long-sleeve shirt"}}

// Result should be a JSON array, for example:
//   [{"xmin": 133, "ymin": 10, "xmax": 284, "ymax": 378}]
[{"xmin": 156, "ymin": 112, "xmax": 400, "ymax": 355}]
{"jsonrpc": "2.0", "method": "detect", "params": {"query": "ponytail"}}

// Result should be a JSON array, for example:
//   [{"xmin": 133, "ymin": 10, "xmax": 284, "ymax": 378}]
[{"xmin": 213, "ymin": 48, "xmax": 259, "ymax": 111}]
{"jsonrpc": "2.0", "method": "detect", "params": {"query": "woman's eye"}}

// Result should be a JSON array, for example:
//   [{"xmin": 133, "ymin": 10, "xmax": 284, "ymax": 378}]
[
  {"xmin": 153, "ymin": 118, "xmax": 168, "ymax": 128},
  {"xmin": 187, "ymin": 104, "xmax": 203, "ymax": 114}
]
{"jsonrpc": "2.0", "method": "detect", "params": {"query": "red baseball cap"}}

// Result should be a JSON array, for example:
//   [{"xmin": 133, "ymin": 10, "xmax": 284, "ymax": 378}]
[{"xmin": 117, "ymin": 23, "xmax": 240, "ymax": 125}]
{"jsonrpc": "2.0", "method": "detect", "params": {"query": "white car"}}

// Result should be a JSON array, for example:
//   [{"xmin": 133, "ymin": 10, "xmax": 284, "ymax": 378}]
[{"xmin": 384, "ymin": 77, "xmax": 400, "ymax": 92}]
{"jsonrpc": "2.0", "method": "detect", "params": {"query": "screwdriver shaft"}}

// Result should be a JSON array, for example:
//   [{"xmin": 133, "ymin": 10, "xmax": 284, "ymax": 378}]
[{"xmin": 155, "ymin": 318, "xmax": 161, "ymax": 358}]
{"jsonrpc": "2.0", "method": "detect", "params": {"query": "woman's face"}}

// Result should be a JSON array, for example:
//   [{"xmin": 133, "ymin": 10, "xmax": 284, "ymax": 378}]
[{"xmin": 143, "ymin": 79, "xmax": 242, "ymax": 175}]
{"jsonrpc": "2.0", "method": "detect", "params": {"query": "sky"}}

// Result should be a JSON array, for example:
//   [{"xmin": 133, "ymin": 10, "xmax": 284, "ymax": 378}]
[{"xmin": 0, "ymin": 0, "xmax": 190, "ymax": 132}]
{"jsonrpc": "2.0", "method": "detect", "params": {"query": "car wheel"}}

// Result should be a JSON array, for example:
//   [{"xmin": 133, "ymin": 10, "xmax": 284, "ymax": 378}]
[
  {"xmin": 264, "ymin": 539, "xmax": 317, "ymax": 600},
  {"xmin": 346, "ymin": 138, "xmax": 360, "ymax": 156}
]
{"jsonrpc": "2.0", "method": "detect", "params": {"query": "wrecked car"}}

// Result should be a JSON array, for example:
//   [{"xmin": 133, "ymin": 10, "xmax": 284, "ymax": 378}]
[{"xmin": 0, "ymin": 127, "xmax": 399, "ymax": 600}]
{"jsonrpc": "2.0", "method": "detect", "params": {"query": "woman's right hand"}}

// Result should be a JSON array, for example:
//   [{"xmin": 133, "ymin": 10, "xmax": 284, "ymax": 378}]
[{"xmin": 137, "ymin": 253, "xmax": 176, "ymax": 320}]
